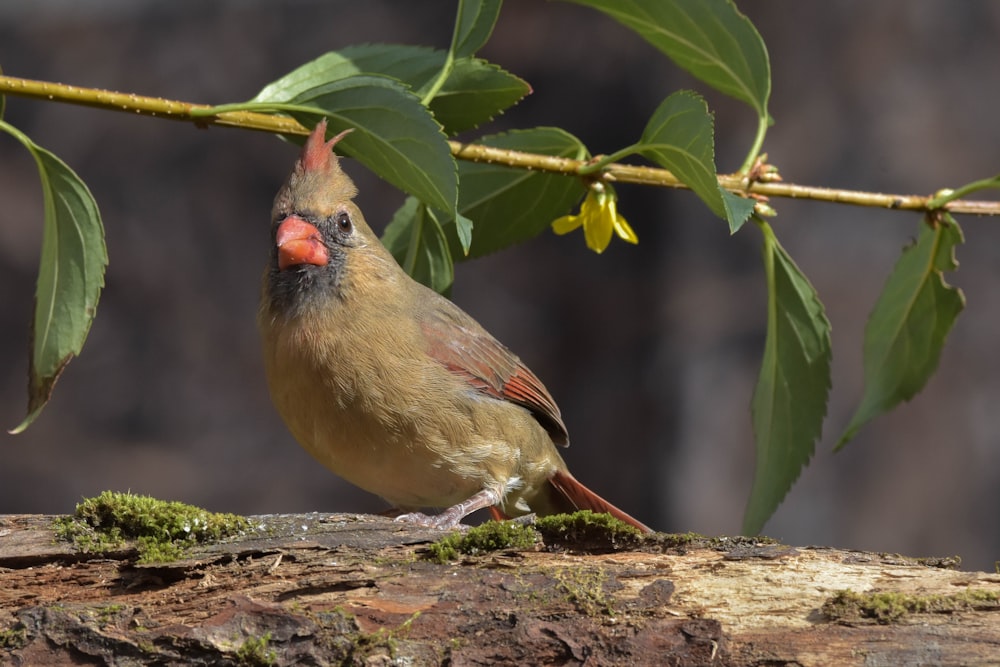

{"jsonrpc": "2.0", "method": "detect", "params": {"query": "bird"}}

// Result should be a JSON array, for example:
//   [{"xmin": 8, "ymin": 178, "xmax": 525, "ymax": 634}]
[{"xmin": 258, "ymin": 119, "xmax": 650, "ymax": 533}]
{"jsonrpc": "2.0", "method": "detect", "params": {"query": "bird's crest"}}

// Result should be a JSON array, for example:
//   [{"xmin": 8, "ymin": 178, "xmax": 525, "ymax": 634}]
[
  {"xmin": 289, "ymin": 119, "xmax": 358, "ymax": 204},
  {"xmin": 301, "ymin": 119, "xmax": 352, "ymax": 172}
]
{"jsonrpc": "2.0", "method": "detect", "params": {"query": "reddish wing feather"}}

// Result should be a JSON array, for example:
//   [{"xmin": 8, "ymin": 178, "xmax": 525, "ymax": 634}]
[{"xmin": 421, "ymin": 308, "xmax": 568, "ymax": 446}]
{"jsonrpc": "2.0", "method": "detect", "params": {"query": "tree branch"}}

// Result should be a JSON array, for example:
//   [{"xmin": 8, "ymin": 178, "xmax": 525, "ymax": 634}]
[{"xmin": 1, "ymin": 74, "xmax": 997, "ymax": 216}]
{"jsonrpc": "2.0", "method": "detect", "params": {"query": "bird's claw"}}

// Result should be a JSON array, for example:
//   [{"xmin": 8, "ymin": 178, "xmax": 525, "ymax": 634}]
[{"xmin": 394, "ymin": 511, "xmax": 464, "ymax": 530}]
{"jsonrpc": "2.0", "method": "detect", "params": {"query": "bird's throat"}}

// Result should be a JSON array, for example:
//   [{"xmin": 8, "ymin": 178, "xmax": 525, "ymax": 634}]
[{"xmin": 264, "ymin": 253, "xmax": 345, "ymax": 322}]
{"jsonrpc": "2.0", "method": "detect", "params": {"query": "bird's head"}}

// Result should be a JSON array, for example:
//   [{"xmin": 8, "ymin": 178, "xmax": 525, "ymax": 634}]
[{"xmin": 265, "ymin": 119, "xmax": 383, "ymax": 318}]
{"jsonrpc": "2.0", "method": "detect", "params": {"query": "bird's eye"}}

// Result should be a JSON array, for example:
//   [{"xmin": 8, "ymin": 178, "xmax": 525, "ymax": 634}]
[{"xmin": 335, "ymin": 211, "xmax": 352, "ymax": 233}]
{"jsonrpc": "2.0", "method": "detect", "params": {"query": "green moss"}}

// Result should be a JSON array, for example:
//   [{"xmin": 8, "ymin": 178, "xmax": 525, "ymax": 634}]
[
  {"xmin": 348, "ymin": 612, "xmax": 420, "ymax": 662},
  {"xmin": 535, "ymin": 510, "xmax": 642, "ymax": 549},
  {"xmin": 136, "ymin": 640, "xmax": 157, "ymax": 654},
  {"xmin": 96, "ymin": 603, "xmax": 126, "ymax": 627},
  {"xmin": 659, "ymin": 531, "xmax": 704, "ymax": 548},
  {"xmin": 652, "ymin": 532, "xmax": 781, "ymax": 553},
  {"xmin": 54, "ymin": 491, "xmax": 255, "ymax": 563},
  {"xmin": 823, "ymin": 588, "xmax": 1000, "ymax": 624},
  {"xmin": 0, "ymin": 626, "xmax": 27, "ymax": 650},
  {"xmin": 553, "ymin": 567, "xmax": 614, "ymax": 617},
  {"xmin": 425, "ymin": 521, "xmax": 539, "ymax": 563},
  {"xmin": 298, "ymin": 604, "xmax": 420, "ymax": 662},
  {"xmin": 235, "ymin": 632, "xmax": 276, "ymax": 666}
]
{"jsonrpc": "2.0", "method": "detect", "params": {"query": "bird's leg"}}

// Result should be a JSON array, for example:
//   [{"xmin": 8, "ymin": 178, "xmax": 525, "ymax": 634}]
[{"xmin": 394, "ymin": 488, "xmax": 501, "ymax": 529}]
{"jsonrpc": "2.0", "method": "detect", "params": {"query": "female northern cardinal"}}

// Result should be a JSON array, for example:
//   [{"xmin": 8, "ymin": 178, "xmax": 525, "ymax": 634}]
[{"xmin": 258, "ymin": 120, "xmax": 650, "ymax": 532}]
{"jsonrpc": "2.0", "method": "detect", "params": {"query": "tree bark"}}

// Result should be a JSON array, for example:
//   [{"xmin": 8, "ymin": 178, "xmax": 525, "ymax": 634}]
[{"xmin": 1, "ymin": 513, "xmax": 998, "ymax": 666}]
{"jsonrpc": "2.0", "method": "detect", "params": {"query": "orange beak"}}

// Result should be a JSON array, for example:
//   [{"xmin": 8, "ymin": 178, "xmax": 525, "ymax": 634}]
[{"xmin": 276, "ymin": 216, "xmax": 329, "ymax": 270}]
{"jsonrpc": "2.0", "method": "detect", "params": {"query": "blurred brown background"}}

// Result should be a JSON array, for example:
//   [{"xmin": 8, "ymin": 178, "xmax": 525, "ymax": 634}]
[{"xmin": 2, "ymin": 2, "xmax": 999, "ymax": 570}]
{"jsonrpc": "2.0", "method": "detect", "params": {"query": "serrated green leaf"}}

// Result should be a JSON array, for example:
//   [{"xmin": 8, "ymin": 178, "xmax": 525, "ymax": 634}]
[
  {"xmin": 836, "ymin": 217, "xmax": 965, "ymax": 450},
  {"xmin": 446, "ymin": 127, "xmax": 589, "ymax": 258},
  {"xmin": 280, "ymin": 75, "xmax": 457, "ymax": 214},
  {"xmin": 722, "ymin": 190, "xmax": 756, "ymax": 233},
  {"xmin": 429, "ymin": 58, "xmax": 530, "ymax": 134},
  {"xmin": 2, "ymin": 121, "xmax": 107, "ymax": 433},
  {"xmin": 334, "ymin": 47, "xmax": 527, "ymax": 134},
  {"xmin": 744, "ymin": 221, "xmax": 831, "ymax": 534},
  {"xmin": 254, "ymin": 45, "xmax": 527, "ymax": 137},
  {"xmin": 452, "ymin": 0, "xmax": 503, "ymax": 58},
  {"xmin": 637, "ymin": 90, "xmax": 753, "ymax": 230},
  {"xmin": 563, "ymin": 0, "xmax": 770, "ymax": 118},
  {"xmin": 279, "ymin": 44, "xmax": 445, "ymax": 99},
  {"xmin": 253, "ymin": 50, "xmax": 373, "ymax": 103},
  {"xmin": 382, "ymin": 197, "xmax": 455, "ymax": 293}
]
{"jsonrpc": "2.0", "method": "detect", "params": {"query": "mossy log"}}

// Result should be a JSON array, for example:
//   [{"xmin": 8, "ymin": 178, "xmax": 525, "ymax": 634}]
[{"xmin": 2, "ymin": 510, "xmax": 999, "ymax": 666}]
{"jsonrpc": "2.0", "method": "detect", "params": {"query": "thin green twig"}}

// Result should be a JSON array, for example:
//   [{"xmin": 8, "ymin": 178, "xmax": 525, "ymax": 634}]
[{"xmin": 1, "ymin": 74, "xmax": 998, "ymax": 217}]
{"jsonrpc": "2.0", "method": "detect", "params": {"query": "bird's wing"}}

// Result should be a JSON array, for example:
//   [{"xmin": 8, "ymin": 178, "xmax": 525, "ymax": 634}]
[{"xmin": 420, "ymin": 305, "xmax": 569, "ymax": 446}]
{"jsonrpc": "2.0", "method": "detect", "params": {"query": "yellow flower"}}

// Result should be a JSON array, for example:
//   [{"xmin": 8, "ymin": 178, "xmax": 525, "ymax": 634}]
[{"xmin": 551, "ymin": 184, "xmax": 638, "ymax": 253}]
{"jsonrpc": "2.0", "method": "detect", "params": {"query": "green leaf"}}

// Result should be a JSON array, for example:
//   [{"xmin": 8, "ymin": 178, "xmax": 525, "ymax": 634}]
[
  {"xmin": 383, "ymin": 128, "xmax": 586, "ymax": 274},
  {"xmin": 254, "ymin": 45, "xmax": 528, "ymax": 136},
  {"xmin": 281, "ymin": 75, "xmax": 457, "ymax": 214},
  {"xmin": 428, "ymin": 58, "xmax": 530, "ymax": 134},
  {"xmin": 1, "ymin": 121, "xmax": 107, "ymax": 433},
  {"xmin": 637, "ymin": 90, "xmax": 754, "ymax": 231},
  {"xmin": 418, "ymin": 0, "xmax": 504, "ymax": 112},
  {"xmin": 563, "ymin": 0, "xmax": 770, "ymax": 118},
  {"xmin": 836, "ymin": 217, "xmax": 965, "ymax": 449},
  {"xmin": 305, "ymin": 44, "xmax": 445, "ymax": 97},
  {"xmin": 447, "ymin": 127, "xmax": 589, "ymax": 258},
  {"xmin": 336, "ymin": 46, "xmax": 528, "ymax": 133},
  {"xmin": 744, "ymin": 221, "xmax": 832, "ymax": 535},
  {"xmin": 254, "ymin": 51, "xmax": 371, "ymax": 103},
  {"xmin": 382, "ymin": 197, "xmax": 455, "ymax": 293},
  {"xmin": 722, "ymin": 191, "xmax": 756, "ymax": 233},
  {"xmin": 454, "ymin": 212, "xmax": 474, "ymax": 255},
  {"xmin": 452, "ymin": 0, "xmax": 503, "ymax": 58}
]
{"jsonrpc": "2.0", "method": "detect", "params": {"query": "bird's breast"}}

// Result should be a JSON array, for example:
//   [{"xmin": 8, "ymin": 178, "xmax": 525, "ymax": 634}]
[{"xmin": 259, "ymin": 304, "xmax": 530, "ymax": 507}]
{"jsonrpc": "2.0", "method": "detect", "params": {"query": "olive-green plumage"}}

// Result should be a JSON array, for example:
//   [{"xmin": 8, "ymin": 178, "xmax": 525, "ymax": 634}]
[{"xmin": 258, "ymin": 120, "xmax": 649, "ymax": 531}]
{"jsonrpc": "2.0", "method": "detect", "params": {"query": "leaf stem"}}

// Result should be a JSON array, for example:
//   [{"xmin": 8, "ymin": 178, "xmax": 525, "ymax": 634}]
[
  {"xmin": 739, "ymin": 113, "xmax": 770, "ymax": 174},
  {"xmin": 420, "ymin": 51, "xmax": 454, "ymax": 107},
  {"xmin": 926, "ymin": 174, "xmax": 1000, "ymax": 209},
  {"xmin": 577, "ymin": 144, "xmax": 643, "ymax": 176},
  {"xmin": 419, "ymin": 0, "xmax": 465, "ymax": 106},
  {"xmin": 2, "ymin": 74, "xmax": 998, "ymax": 216}
]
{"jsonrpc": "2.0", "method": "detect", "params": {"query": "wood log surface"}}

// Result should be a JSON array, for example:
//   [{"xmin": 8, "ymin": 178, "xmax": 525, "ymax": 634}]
[{"xmin": 2, "ymin": 512, "xmax": 999, "ymax": 666}]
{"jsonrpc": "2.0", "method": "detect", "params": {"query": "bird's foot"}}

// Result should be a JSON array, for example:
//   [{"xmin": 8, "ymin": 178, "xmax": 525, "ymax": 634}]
[
  {"xmin": 394, "ymin": 509, "xmax": 464, "ymax": 530},
  {"xmin": 393, "ymin": 488, "xmax": 501, "ymax": 530}
]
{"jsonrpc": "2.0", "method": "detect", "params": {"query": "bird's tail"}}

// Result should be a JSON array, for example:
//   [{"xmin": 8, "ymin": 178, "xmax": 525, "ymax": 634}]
[
  {"xmin": 490, "ymin": 469, "xmax": 651, "ymax": 532},
  {"xmin": 545, "ymin": 469, "xmax": 652, "ymax": 533}
]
